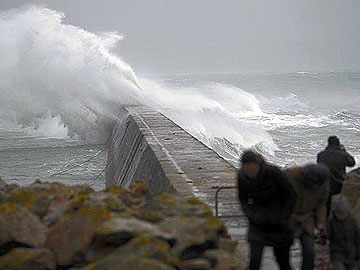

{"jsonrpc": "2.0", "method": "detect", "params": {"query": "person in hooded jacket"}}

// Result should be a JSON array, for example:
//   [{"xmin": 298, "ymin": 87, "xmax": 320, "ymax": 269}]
[
  {"xmin": 237, "ymin": 150, "xmax": 297, "ymax": 270},
  {"xmin": 317, "ymin": 136, "xmax": 355, "ymax": 216},
  {"xmin": 286, "ymin": 164, "xmax": 330, "ymax": 270},
  {"xmin": 327, "ymin": 195, "xmax": 360, "ymax": 270}
]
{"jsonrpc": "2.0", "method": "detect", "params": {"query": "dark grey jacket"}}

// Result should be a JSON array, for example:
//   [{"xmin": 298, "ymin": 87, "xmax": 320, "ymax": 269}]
[
  {"xmin": 317, "ymin": 145, "xmax": 355, "ymax": 194},
  {"xmin": 238, "ymin": 162, "xmax": 297, "ymax": 246},
  {"xmin": 327, "ymin": 214, "xmax": 360, "ymax": 263}
]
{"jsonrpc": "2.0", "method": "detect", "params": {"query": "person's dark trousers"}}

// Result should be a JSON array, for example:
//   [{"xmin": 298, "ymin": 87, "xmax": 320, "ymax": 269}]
[
  {"xmin": 327, "ymin": 194, "xmax": 333, "ymax": 217},
  {"xmin": 249, "ymin": 242, "xmax": 292, "ymax": 270},
  {"xmin": 299, "ymin": 233, "xmax": 315, "ymax": 270}
]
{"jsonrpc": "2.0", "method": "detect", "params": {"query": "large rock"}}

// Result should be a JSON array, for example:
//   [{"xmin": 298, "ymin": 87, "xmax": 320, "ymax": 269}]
[
  {"xmin": 94, "ymin": 217, "xmax": 175, "ymax": 246},
  {"xmin": 204, "ymin": 249, "xmax": 237, "ymax": 270},
  {"xmin": 159, "ymin": 216, "xmax": 226, "ymax": 260},
  {"xmin": 6, "ymin": 182, "xmax": 77, "ymax": 218},
  {"xmin": 178, "ymin": 258, "xmax": 212, "ymax": 270},
  {"xmin": 86, "ymin": 235, "xmax": 179, "ymax": 269},
  {"xmin": 130, "ymin": 194, "xmax": 213, "ymax": 224},
  {"xmin": 82, "ymin": 192, "xmax": 127, "ymax": 212},
  {"xmin": 0, "ymin": 248, "xmax": 56, "ymax": 270},
  {"xmin": 81, "ymin": 258, "xmax": 176, "ymax": 270},
  {"xmin": 0, "ymin": 203, "xmax": 47, "ymax": 254},
  {"xmin": 46, "ymin": 206, "xmax": 111, "ymax": 266}
]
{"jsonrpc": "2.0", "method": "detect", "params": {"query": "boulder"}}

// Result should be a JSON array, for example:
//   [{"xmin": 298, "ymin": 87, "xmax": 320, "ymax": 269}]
[
  {"xmin": 178, "ymin": 258, "xmax": 212, "ymax": 270},
  {"xmin": 42, "ymin": 199, "xmax": 71, "ymax": 226},
  {"xmin": 82, "ymin": 257, "xmax": 176, "ymax": 270},
  {"xmin": 0, "ymin": 247, "xmax": 56, "ymax": 270},
  {"xmin": 159, "ymin": 216, "xmax": 226, "ymax": 260},
  {"xmin": 218, "ymin": 238, "xmax": 238, "ymax": 253},
  {"xmin": 87, "ymin": 235, "xmax": 179, "ymax": 269},
  {"xmin": 6, "ymin": 182, "xmax": 77, "ymax": 218},
  {"xmin": 151, "ymin": 194, "xmax": 213, "ymax": 218},
  {"xmin": 0, "ymin": 203, "xmax": 47, "ymax": 254},
  {"xmin": 94, "ymin": 217, "xmax": 175, "ymax": 246},
  {"xmin": 46, "ymin": 206, "xmax": 110, "ymax": 266},
  {"xmin": 83, "ymin": 192, "xmax": 127, "ymax": 212},
  {"xmin": 204, "ymin": 249, "xmax": 237, "ymax": 270}
]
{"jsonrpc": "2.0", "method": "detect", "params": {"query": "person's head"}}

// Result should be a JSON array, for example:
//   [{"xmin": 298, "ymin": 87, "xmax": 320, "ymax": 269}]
[
  {"xmin": 333, "ymin": 195, "xmax": 350, "ymax": 220},
  {"xmin": 328, "ymin": 136, "xmax": 340, "ymax": 147},
  {"xmin": 240, "ymin": 150, "xmax": 264, "ymax": 179},
  {"xmin": 301, "ymin": 163, "xmax": 330, "ymax": 189}
]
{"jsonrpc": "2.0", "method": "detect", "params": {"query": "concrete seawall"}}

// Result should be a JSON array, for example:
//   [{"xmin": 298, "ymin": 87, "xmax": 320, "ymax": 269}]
[
  {"xmin": 105, "ymin": 107, "xmax": 303, "ymax": 270},
  {"xmin": 105, "ymin": 106, "xmax": 237, "ymax": 210}
]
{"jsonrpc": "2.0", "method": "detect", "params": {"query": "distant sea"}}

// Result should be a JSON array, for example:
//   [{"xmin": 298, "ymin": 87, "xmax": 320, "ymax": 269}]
[{"xmin": 1, "ymin": 72, "xmax": 359, "ymax": 189}]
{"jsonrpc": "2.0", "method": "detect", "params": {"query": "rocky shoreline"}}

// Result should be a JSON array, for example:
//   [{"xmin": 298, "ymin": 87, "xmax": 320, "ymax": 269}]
[{"xmin": 0, "ymin": 179, "xmax": 244, "ymax": 270}]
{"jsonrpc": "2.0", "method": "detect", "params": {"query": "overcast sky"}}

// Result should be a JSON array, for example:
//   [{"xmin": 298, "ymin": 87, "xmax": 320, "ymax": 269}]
[{"xmin": 1, "ymin": 0, "xmax": 360, "ymax": 75}]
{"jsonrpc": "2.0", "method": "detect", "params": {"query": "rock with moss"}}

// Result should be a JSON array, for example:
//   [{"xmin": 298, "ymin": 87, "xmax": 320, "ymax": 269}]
[
  {"xmin": 179, "ymin": 258, "xmax": 212, "ymax": 270},
  {"xmin": 0, "ymin": 203, "xmax": 47, "ymax": 254},
  {"xmin": 0, "ymin": 247, "xmax": 56, "ymax": 270},
  {"xmin": 159, "ymin": 216, "xmax": 227, "ymax": 260},
  {"xmin": 204, "ymin": 249, "xmax": 238, "ymax": 270},
  {"xmin": 45, "ymin": 206, "xmax": 111, "ymax": 266},
  {"xmin": 85, "ymin": 235, "xmax": 179, "ymax": 269},
  {"xmin": 79, "ymin": 257, "xmax": 176, "ymax": 270},
  {"xmin": 0, "ymin": 179, "xmax": 244, "ymax": 270},
  {"xmin": 82, "ymin": 192, "xmax": 127, "ymax": 212},
  {"xmin": 94, "ymin": 217, "xmax": 176, "ymax": 247},
  {"xmin": 6, "ymin": 182, "xmax": 77, "ymax": 219}
]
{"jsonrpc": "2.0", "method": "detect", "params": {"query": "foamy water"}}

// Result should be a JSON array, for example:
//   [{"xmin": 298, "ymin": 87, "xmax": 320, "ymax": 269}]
[{"xmin": 0, "ymin": 6, "xmax": 359, "ymax": 186}]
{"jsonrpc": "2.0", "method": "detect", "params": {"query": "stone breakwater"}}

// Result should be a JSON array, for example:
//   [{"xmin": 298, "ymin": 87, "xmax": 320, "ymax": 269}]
[
  {"xmin": 0, "ymin": 179, "xmax": 245, "ymax": 270},
  {"xmin": 106, "ymin": 106, "xmax": 237, "ymax": 203}
]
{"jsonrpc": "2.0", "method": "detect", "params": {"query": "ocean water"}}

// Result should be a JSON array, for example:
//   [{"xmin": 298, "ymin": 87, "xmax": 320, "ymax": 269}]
[
  {"xmin": 160, "ymin": 72, "xmax": 360, "ymax": 168},
  {"xmin": 0, "ymin": 7, "xmax": 359, "ymax": 188}
]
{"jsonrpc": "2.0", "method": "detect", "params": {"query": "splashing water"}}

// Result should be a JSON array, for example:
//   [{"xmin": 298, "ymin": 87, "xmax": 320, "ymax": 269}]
[{"xmin": 0, "ymin": 6, "xmax": 277, "ymax": 164}]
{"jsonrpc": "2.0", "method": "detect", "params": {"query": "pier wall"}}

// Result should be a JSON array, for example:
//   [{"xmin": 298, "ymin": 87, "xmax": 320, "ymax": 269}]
[{"xmin": 105, "ymin": 106, "xmax": 237, "ymax": 208}]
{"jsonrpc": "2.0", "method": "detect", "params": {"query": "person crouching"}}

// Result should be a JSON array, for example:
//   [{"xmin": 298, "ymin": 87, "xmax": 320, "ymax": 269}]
[
  {"xmin": 237, "ymin": 150, "xmax": 297, "ymax": 270},
  {"xmin": 327, "ymin": 195, "xmax": 360, "ymax": 270},
  {"xmin": 286, "ymin": 164, "xmax": 330, "ymax": 270}
]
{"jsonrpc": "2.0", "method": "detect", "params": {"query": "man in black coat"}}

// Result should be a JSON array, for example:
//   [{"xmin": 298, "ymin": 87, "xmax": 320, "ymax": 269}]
[
  {"xmin": 317, "ymin": 136, "xmax": 355, "ymax": 216},
  {"xmin": 237, "ymin": 150, "xmax": 297, "ymax": 270}
]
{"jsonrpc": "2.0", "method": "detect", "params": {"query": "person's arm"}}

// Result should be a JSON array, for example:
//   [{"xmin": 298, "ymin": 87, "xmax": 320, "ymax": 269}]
[
  {"xmin": 345, "ymin": 152, "xmax": 355, "ymax": 167},
  {"xmin": 237, "ymin": 173, "xmax": 254, "ymax": 222},
  {"xmin": 276, "ymin": 169, "xmax": 297, "ymax": 225}
]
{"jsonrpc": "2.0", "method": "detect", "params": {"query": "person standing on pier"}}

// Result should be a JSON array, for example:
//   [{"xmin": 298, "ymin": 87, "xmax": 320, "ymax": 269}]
[
  {"xmin": 317, "ymin": 136, "xmax": 355, "ymax": 216},
  {"xmin": 237, "ymin": 150, "xmax": 297, "ymax": 270},
  {"xmin": 286, "ymin": 164, "xmax": 330, "ymax": 270}
]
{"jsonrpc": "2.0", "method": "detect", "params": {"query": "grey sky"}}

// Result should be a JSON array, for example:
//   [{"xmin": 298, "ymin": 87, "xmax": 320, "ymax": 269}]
[{"xmin": 1, "ymin": 0, "xmax": 360, "ymax": 75}]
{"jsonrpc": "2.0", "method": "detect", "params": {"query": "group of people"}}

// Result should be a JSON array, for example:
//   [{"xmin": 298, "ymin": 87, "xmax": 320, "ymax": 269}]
[{"xmin": 237, "ymin": 136, "xmax": 357, "ymax": 270}]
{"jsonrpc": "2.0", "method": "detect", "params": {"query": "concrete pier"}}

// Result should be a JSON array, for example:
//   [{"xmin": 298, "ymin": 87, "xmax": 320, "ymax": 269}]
[
  {"xmin": 106, "ymin": 106, "xmax": 300, "ymax": 270},
  {"xmin": 106, "ymin": 105, "xmax": 237, "ymax": 206}
]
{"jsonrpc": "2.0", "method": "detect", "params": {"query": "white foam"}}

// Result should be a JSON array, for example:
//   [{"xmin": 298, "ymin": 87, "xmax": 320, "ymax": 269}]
[
  {"xmin": 0, "ymin": 6, "xmax": 142, "ymax": 142},
  {"xmin": 24, "ymin": 114, "xmax": 68, "ymax": 139},
  {"xmin": 0, "ymin": 6, "xmax": 278, "ymax": 161}
]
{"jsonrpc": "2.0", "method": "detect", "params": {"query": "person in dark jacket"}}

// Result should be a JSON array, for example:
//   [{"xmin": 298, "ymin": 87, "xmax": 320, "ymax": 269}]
[
  {"xmin": 327, "ymin": 195, "xmax": 360, "ymax": 270},
  {"xmin": 286, "ymin": 164, "xmax": 330, "ymax": 270},
  {"xmin": 237, "ymin": 150, "xmax": 297, "ymax": 270},
  {"xmin": 317, "ymin": 136, "xmax": 355, "ymax": 216}
]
